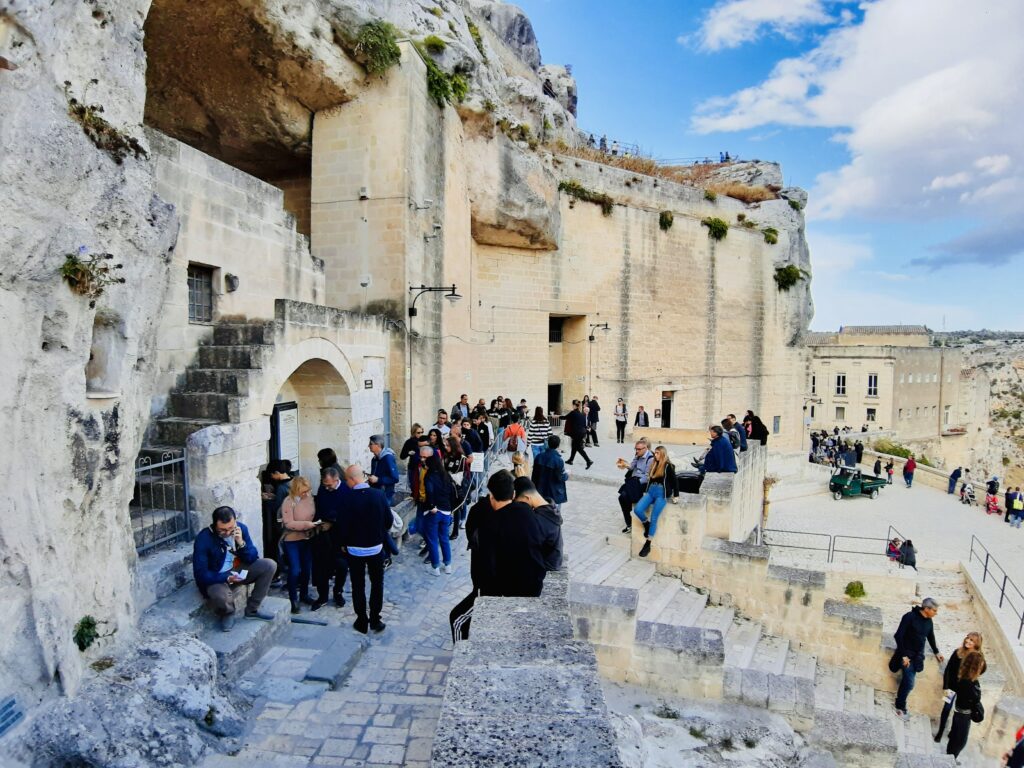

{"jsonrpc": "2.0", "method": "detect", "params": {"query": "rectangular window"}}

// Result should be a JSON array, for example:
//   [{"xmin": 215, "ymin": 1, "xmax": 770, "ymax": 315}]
[
  {"xmin": 915, "ymin": 407, "xmax": 920, "ymax": 417},
  {"xmin": 867, "ymin": 408, "xmax": 876, "ymax": 422},
  {"xmin": 836, "ymin": 406, "xmax": 846, "ymax": 420},
  {"xmin": 867, "ymin": 374, "xmax": 878, "ymax": 397},
  {"xmin": 772, "ymin": 415, "xmax": 781, "ymax": 434},
  {"xmin": 944, "ymin": 405, "xmax": 951, "ymax": 426},
  {"xmin": 548, "ymin": 316, "xmax": 564, "ymax": 343},
  {"xmin": 835, "ymin": 373, "xmax": 846, "ymax": 396},
  {"xmin": 899, "ymin": 373, "xmax": 905, "ymax": 384},
  {"xmin": 898, "ymin": 408, "xmax": 903, "ymax": 420},
  {"xmin": 810, "ymin": 405, "xmax": 816, "ymax": 418},
  {"xmin": 811, "ymin": 375, "xmax": 816, "ymax": 395},
  {"xmin": 187, "ymin": 264, "xmax": 214, "ymax": 323}
]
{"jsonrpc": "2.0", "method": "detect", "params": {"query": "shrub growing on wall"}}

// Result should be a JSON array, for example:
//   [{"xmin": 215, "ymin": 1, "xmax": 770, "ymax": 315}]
[
  {"xmin": 355, "ymin": 21, "xmax": 401, "ymax": 75},
  {"xmin": 422, "ymin": 34, "xmax": 447, "ymax": 54},
  {"xmin": 844, "ymin": 581, "xmax": 866, "ymax": 600},
  {"xmin": 762, "ymin": 227, "xmax": 779, "ymax": 245},
  {"xmin": 701, "ymin": 217, "xmax": 728, "ymax": 240},
  {"xmin": 659, "ymin": 210, "xmax": 674, "ymax": 231},
  {"xmin": 704, "ymin": 189, "xmax": 717, "ymax": 202},
  {"xmin": 467, "ymin": 20, "xmax": 487, "ymax": 61},
  {"xmin": 773, "ymin": 264, "xmax": 805, "ymax": 290},
  {"xmin": 558, "ymin": 180, "xmax": 614, "ymax": 216}
]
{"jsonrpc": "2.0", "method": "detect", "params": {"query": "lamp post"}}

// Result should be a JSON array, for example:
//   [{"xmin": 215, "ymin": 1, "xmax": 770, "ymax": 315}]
[
  {"xmin": 588, "ymin": 323, "xmax": 611, "ymax": 397},
  {"xmin": 407, "ymin": 284, "xmax": 462, "ymax": 427},
  {"xmin": 801, "ymin": 396, "xmax": 822, "ymax": 452}
]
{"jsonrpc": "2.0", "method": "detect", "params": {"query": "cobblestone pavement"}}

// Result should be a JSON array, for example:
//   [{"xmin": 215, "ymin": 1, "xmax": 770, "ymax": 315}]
[{"xmin": 205, "ymin": 529, "xmax": 476, "ymax": 768}]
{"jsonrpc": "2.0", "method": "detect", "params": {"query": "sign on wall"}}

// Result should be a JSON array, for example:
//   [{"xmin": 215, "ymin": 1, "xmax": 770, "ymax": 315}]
[{"xmin": 270, "ymin": 402, "xmax": 300, "ymax": 470}]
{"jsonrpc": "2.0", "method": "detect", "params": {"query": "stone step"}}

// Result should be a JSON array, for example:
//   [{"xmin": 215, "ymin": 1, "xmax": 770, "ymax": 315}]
[
  {"xmin": 783, "ymin": 649, "xmax": 817, "ymax": 680},
  {"xmin": 184, "ymin": 368, "xmax": 254, "ymax": 397},
  {"xmin": 636, "ymin": 576, "xmax": 680, "ymax": 622},
  {"xmin": 844, "ymin": 682, "xmax": 876, "ymax": 715},
  {"xmin": 894, "ymin": 754, "xmax": 957, "ymax": 767},
  {"xmin": 211, "ymin": 323, "xmax": 274, "ymax": 346},
  {"xmin": 564, "ymin": 533, "xmax": 612, "ymax": 573},
  {"xmin": 654, "ymin": 587, "xmax": 708, "ymax": 627},
  {"xmin": 577, "ymin": 547, "xmax": 631, "ymax": 585},
  {"xmin": 599, "ymin": 557, "xmax": 655, "ymax": 590},
  {"xmin": 807, "ymin": 710, "xmax": 898, "ymax": 759},
  {"xmin": 131, "ymin": 507, "xmax": 190, "ymax": 551},
  {"xmin": 814, "ymin": 663, "xmax": 846, "ymax": 711},
  {"xmin": 694, "ymin": 605, "xmax": 735, "ymax": 635},
  {"xmin": 724, "ymin": 618, "xmax": 762, "ymax": 669},
  {"xmin": 197, "ymin": 344, "xmax": 271, "ymax": 370},
  {"xmin": 133, "ymin": 475, "xmax": 187, "ymax": 512},
  {"xmin": 155, "ymin": 416, "xmax": 219, "ymax": 446},
  {"xmin": 134, "ymin": 542, "xmax": 194, "ymax": 612},
  {"xmin": 169, "ymin": 391, "xmax": 232, "ymax": 422},
  {"xmin": 899, "ymin": 712, "xmax": 940, "ymax": 756},
  {"xmin": 141, "ymin": 582, "xmax": 291, "ymax": 680},
  {"xmin": 749, "ymin": 635, "xmax": 790, "ymax": 675}
]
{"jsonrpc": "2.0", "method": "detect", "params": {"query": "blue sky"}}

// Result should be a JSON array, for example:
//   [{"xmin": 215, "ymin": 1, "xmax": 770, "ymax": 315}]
[{"xmin": 516, "ymin": 0, "xmax": 1024, "ymax": 331}]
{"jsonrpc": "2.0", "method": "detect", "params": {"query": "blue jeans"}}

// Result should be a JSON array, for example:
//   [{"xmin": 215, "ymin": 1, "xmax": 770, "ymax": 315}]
[
  {"xmin": 384, "ymin": 533, "xmax": 400, "ymax": 556},
  {"xmin": 948, "ymin": 478, "xmax": 957, "ymax": 494},
  {"xmin": 904, "ymin": 472, "xmax": 914, "ymax": 487},
  {"xmin": 1013, "ymin": 513, "xmax": 1023, "ymax": 529},
  {"xmin": 531, "ymin": 444, "xmax": 544, "ymax": 460},
  {"xmin": 894, "ymin": 659, "xmax": 919, "ymax": 711},
  {"xmin": 633, "ymin": 484, "xmax": 667, "ymax": 537},
  {"xmin": 424, "ymin": 512, "xmax": 452, "ymax": 568},
  {"xmin": 282, "ymin": 539, "xmax": 312, "ymax": 604}
]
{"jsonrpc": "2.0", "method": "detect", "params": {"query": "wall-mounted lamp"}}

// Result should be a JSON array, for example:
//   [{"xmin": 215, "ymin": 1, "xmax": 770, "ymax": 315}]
[
  {"xmin": 588, "ymin": 322, "xmax": 611, "ymax": 342},
  {"xmin": 225, "ymin": 273, "xmax": 240, "ymax": 293},
  {"xmin": 359, "ymin": 186, "xmax": 370, "ymax": 200},
  {"xmin": 410, "ymin": 198, "xmax": 433, "ymax": 211}
]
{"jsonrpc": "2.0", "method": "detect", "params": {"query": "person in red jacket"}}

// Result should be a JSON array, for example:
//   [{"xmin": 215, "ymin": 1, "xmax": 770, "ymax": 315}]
[{"xmin": 903, "ymin": 455, "xmax": 917, "ymax": 488}]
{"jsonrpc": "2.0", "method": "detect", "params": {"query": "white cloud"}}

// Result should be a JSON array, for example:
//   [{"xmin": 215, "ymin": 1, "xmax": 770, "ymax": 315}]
[
  {"xmin": 691, "ymin": 0, "xmax": 1024, "ymax": 262},
  {"xmin": 690, "ymin": 0, "xmax": 833, "ymax": 52}
]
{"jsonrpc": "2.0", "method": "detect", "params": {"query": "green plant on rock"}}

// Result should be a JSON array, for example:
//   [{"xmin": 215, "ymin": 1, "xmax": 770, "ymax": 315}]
[
  {"xmin": 654, "ymin": 703, "xmax": 680, "ymax": 719},
  {"xmin": 701, "ymin": 216, "xmax": 729, "ymax": 241},
  {"xmin": 483, "ymin": 99, "xmax": 496, "ymax": 112},
  {"xmin": 423, "ymin": 55, "xmax": 452, "ymax": 106},
  {"xmin": 736, "ymin": 212, "xmax": 746, "ymax": 222},
  {"xmin": 355, "ymin": 20, "xmax": 401, "ymax": 75},
  {"xmin": 450, "ymin": 73, "xmax": 469, "ymax": 103},
  {"xmin": 762, "ymin": 227, "xmax": 779, "ymax": 245},
  {"xmin": 658, "ymin": 210, "xmax": 674, "ymax": 231},
  {"xmin": 558, "ymin": 180, "xmax": 614, "ymax": 216},
  {"xmin": 773, "ymin": 264, "xmax": 806, "ymax": 290},
  {"xmin": 704, "ymin": 189, "xmax": 718, "ymax": 202},
  {"xmin": 64, "ymin": 81, "xmax": 146, "ymax": 164},
  {"xmin": 788, "ymin": 198, "xmax": 803, "ymax": 211},
  {"xmin": 422, "ymin": 34, "xmax": 447, "ymax": 54},
  {"xmin": 60, "ymin": 246, "xmax": 126, "ymax": 306},
  {"xmin": 429, "ymin": 6, "xmax": 443, "ymax": 17},
  {"xmin": 467, "ymin": 20, "xmax": 487, "ymax": 61},
  {"xmin": 844, "ymin": 581, "xmax": 866, "ymax": 600},
  {"xmin": 73, "ymin": 615, "xmax": 115, "ymax": 652}
]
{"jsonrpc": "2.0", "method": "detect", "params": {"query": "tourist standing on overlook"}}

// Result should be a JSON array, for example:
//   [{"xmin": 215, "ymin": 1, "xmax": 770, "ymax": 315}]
[
  {"xmin": 935, "ymin": 632, "xmax": 986, "ymax": 742},
  {"xmin": 617, "ymin": 441, "xmax": 655, "ymax": 534},
  {"xmin": 728, "ymin": 414, "xmax": 748, "ymax": 452},
  {"xmin": 700, "ymin": 425, "xmax": 737, "ymax": 474},
  {"xmin": 634, "ymin": 405, "xmax": 650, "ymax": 428},
  {"xmin": 564, "ymin": 400, "xmax": 593, "ymax": 469},
  {"xmin": 633, "ymin": 445, "xmax": 679, "ymax": 558},
  {"xmin": 890, "ymin": 597, "xmax": 944, "ymax": 719},
  {"xmin": 614, "ymin": 398, "xmax": 628, "ymax": 443},
  {"xmin": 904, "ymin": 455, "xmax": 917, "ymax": 488},
  {"xmin": 337, "ymin": 464, "xmax": 391, "ymax": 634},
  {"xmin": 744, "ymin": 411, "xmax": 769, "ymax": 446}
]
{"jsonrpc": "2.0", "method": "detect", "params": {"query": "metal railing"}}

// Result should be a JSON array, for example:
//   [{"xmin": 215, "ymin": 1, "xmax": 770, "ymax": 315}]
[
  {"xmin": 968, "ymin": 535, "xmax": 1024, "ymax": 639},
  {"xmin": 132, "ymin": 452, "xmax": 192, "ymax": 555},
  {"xmin": 761, "ymin": 524, "xmax": 907, "ymax": 564}
]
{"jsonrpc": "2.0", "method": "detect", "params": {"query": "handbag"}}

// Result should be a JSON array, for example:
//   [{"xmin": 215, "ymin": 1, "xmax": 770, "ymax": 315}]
[
  {"xmin": 389, "ymin": 507, "xmax": 404, "ymax": 538},
  {"xmin": 971, "ymin": 699, "xmax": 985, "ymax": 723}
]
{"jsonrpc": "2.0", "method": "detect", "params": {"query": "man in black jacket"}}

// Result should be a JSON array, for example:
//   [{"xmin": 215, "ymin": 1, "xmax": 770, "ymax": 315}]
[
  {"xmin": 312, "ymin": 467, "xmax": 350, "ymax": 610},
  {"xmin": 892, "ymin": 597, "xmax": 944, "ymax": 718},
  {"xmin": 337, "ymin": 464, "xmax": 392, "ymax": 634},
  {"xmin": 587, "ymin": 396, "xmax": 601, "ymax": 447},
  {"xmin": 473, "ymin": 470, "xmax": 548, "ymax": 597},
  {"xmin": 564, "ymin": 400, "xmax": 593, "ymax": 469},
  {"xmin": 635, "ymin": 405, "xmax": 650, "ymax": 427}
]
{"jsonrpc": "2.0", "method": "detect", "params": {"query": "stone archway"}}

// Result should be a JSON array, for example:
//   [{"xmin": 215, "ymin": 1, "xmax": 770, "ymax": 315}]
[{"xmin": 274, "ymin": 358, "xmax": 351, "ymax": 482}]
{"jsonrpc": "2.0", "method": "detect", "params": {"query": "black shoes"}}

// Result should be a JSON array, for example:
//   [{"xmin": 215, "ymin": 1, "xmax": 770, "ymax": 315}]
[
  {"xmin": 353, "ymin": 618, "xmax": 369, "ymax": 634},
  {"xmin": 334, "ymin": 593, "xmax": 346, "ymax": 608},
  {"xmin": 621, "ymin": 526, "xmax": 631, "ymax": 534},
  {"xmin": 310, "ymin": 599, "xmax": 327, "ymax": 612},
  {"xmin": 370, "ymin": 620, "xmax": 386, "ymax": 633},
  {"xmin": 639, "ymin": 540, "xmax": 652, "ymax": 558},
  {"xmin": 300, "ymin": 595, "xmax": 316, "ymax": 606},
  {"xmin": 290, "ymin": 600, "xmax": 301, "ymax": 614},
  {"xmin": 585, "ymin": 462, "xmax": 593, "ymax": 470},
  {"xmin": 565, "ymin": 461, "xmax": 574, "ymax": 466}
]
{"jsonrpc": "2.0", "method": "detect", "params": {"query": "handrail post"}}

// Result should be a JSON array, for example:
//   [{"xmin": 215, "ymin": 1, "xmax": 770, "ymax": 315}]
[
  {"xmin": 1000, "ymin": 574, "xmax": 1008, "ymax": 608},
  {"xmin": 1019, "ymin": 613, "xmax": 1024, "ymax": 641},
  {"xmin": 983, "ymin": 552, "xmax": 990, "ymax": 583}
]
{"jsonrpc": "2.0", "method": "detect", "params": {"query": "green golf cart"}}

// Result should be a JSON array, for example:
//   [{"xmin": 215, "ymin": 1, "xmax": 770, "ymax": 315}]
[{"xmin": 829, "ymin": 465, "xmax": 887, "ymax": 500}]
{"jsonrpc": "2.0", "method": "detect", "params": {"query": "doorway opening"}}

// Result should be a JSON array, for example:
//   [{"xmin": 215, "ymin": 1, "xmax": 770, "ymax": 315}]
[{"xmin": 660, "ymin": 391, "xmax": 675, "ymax": 428}]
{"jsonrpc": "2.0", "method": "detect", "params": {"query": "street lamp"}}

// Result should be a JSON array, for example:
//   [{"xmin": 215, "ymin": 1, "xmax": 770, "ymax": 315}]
[
  {"xmin": 407, "ymin": 284, "xmax": 462, "ymax": 427},
  {"xmin": 588, "ymin": 323, "xmax": 611, "ymax": 396}
]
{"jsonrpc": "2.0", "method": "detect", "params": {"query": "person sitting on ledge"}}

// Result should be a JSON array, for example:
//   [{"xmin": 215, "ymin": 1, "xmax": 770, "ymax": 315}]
[
  {"xmin": 193, "ymin": 506, "xmax": 277, "ymax": 632},
  {"xmin": 700, "ymin": 425, "xmax": 737, "ymax": 474}
]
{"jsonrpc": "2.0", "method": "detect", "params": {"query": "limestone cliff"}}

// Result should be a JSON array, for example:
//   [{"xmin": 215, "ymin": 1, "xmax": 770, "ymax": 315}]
[{"xmin": 0, "ymin": 1, "xmax": 178, "ymax": 704}]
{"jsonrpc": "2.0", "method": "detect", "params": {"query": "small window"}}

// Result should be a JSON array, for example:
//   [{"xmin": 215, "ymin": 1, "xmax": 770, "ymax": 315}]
[
  {"xmin": 944, "ymin": 405, "xmax": 951, "ymax": 425},
  {"xmin": 548, "ymin": 316, "xmax": 564, "ymax": 343},
  {"xmin": 898, "ymin": 408, "xmax": 903, "ymax": 420},
  {"xmin": 810, "ymin": 405, "xmax": 816, "ymax": 418},
  {"xmin": 772, "ymin": 415, "xmax": 781, "ymax": 434},
  {"xmin": 188, "ymin": 265, "xmax": 214, "ymax": 323},
  {"xmin": 867, "ymin": 373, "xmax": 878, "ymax": 397},
  {"xmin": 866, "ymin": 408, "xmax": 876, "ymax": 422},
  {"xmin": 946, "ymin": 373, "xmax": 951, "ymax": 383},
  {"xmin": 811, "ymin": 375, "xmax": 816, "ymax": 395},
  {"xmin": 916, "ymin": 374, "xmax": 921, "ymax": 383},
  {"xmin": 836, "ymin": 406, "xmax": 845, "ymax": 420},
  {"xmin": 835, "ymin": 373, "xmax": 846, "ymax": 396},
  {"xmin": 915, "ymin": 407, "xmax": 920, "ymax": 417}
]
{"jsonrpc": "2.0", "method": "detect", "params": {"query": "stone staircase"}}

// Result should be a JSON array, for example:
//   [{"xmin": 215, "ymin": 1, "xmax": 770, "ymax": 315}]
[{"xmin": 568, "ymin": 533, "xmax": 969, "ymax": 766}]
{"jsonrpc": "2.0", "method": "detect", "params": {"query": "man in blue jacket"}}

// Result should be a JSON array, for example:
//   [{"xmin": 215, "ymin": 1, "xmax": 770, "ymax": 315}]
[
  {"xmin": 701, "ymin": 425, "xmax": 738, "ymax": 473},
  {"xmin": 337, "ymin": 464, "xmax": 392, "ymax": 634},
  {"xmin": 193, "ymin": 506, "xmax": 277, "ymax": 632},
  {"xmin": 532, "ymin": 435, "xmax": 568, "ymax": 511},
  {"xmin": 368, "ymin": 434, "xmax": 400, "ymax": 505}
]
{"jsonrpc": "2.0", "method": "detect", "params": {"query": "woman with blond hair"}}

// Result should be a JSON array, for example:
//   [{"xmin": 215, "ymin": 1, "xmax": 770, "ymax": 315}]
[
  {"xmin": 936, "ymin": 632, "xmax": 986, "ymax": 741},
  {"xmin": 632, "ymin": 445, "xmax": 679, "ymax": 558},
  {"xmin": 511, "ymin": 451, "xmax": 529, "ymax": 478},
  {"xmin": 279, "ymin": 475, "xmax": 319, "ymax": 613},
  {"xmin": 946, "ymin": 649, "xmax": 985, "ymax": 759}
]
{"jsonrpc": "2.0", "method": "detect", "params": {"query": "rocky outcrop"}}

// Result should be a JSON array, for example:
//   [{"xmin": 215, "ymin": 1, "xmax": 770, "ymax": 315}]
[
  {"xmin": 539, "ymin": 64, "xmax": 578, "ymax": 117},
  {"xmin": 707, "ymin": 160, "xmax": 785, "ymax": 189},
  {"xmin": 466, "ymin": 131, "xmax": 561, "ymax": 249},
  {"xmin": 0, "ymin": 0, "xmax": 177, "ymax": 706},
  {"xmin": 467, "ymin": 0, "xmax": 542, "ymax": 71}
]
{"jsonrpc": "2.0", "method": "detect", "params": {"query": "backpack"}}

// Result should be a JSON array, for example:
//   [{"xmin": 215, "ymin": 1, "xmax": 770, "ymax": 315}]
[{"xmin": 506, "ymin": 424, "xmax": 525, "ymax": 452}]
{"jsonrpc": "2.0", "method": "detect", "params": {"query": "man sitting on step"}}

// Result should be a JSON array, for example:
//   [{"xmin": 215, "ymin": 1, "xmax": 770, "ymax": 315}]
[{"xmin": 193, "ymin": 506, "xmax": 277, "ymax": 632}]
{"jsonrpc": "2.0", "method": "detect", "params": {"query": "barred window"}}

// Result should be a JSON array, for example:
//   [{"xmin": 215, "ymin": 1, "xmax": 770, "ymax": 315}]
[{"xmin": 188, "ymin": 265, "xmax": 214, "ymax": 323}]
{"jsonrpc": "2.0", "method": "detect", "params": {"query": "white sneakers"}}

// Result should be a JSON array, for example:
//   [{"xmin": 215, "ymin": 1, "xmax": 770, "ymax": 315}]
[
  {"xmin": 430, "ymin": 566, "xmax": 441, "ymax": 576},
  {"xmin": 443, "ymin": 564, "xmax": 452, "ymax": 574}
]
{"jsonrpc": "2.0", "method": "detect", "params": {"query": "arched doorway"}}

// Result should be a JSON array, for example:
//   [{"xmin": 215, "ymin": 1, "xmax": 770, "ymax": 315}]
[{"xmin": 272, "ymin": 358, "xmax": 351, "ymax": 482}]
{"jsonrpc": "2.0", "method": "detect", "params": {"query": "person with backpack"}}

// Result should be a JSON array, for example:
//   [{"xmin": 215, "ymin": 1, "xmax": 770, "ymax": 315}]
[
  {"xmin": 419, "ymin": 446, "xmax": 455, "ymax": 576},
  {"xmin": 1010, "ymin": 487, "xmax": 1024, "ymax": 528},
  {"xmin": 885, "ymin": 459, "xmax": 895, "ymax": 485},
  {"xmin": 503, "ymin": 413, "xmax": 527, "ymax": 456}
]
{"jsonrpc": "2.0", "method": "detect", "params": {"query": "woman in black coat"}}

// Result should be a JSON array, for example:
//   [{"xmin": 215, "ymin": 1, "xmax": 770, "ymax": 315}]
[
  {"xmin": 936, "ymin": 633, "xmax": 985, "ymax": 741},
  {"xmin": 946, "ymin": 650, "xmax": 985, "ymax": 758}
]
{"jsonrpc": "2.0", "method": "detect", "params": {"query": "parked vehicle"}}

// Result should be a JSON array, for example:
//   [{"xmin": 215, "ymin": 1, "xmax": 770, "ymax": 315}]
[{"xmin": 829, "ymin": 466, "xmax": 887, "ymax": 501}]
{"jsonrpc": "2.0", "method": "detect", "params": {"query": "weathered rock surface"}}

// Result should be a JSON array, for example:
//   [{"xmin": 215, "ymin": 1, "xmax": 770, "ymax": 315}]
[
  {"xmin": 707, "ymin": 160, "xmax": 785, "ymax": 189},
  {"xmin": 9, "ymin": 634, "xmax": 244, "ymax": 767},
  {"xmin": 539, "ymin": 63, "xmax": 578, "ymax": 117},
  {"xmin": 0, "ymin": 0, "xmax": 178, "ymax": 707},
  {"xmin": 468, "ymin": 0, "xmax": 542, "ymax": 71},
  {"xmin": 466, "ymin": 131, "xmax": 561, "ymax": 249}
]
